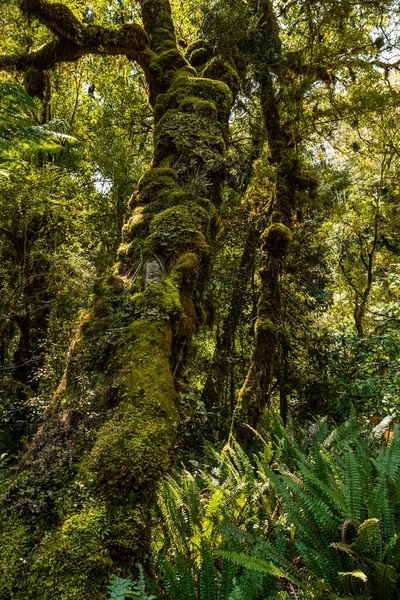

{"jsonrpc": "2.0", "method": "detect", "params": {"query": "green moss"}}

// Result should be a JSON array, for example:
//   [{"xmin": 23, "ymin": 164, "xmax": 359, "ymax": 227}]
[
  {"xmin": 149, "ymin": 49, "xmax": 187, "ymax": 88},
  {"xmin": 0, "ymin": 314, "xmax": 180, "ymax": 598},
  {"xmin": 145, "ymin": 202, "xmax": 210, "ymax": 260},
  {"xmin": 141, "ymin": 0, "xmax": 177, "ymax": 53},
  {"xmin": 172, "ymin": 64, "xmax": 198, "ymax": 81},
  {"xmin": 23, "ymin": 505, "xmax": 113, "ymax": 600},
  {"xmin": 179, "ymin": 96, "xmax": 218, "ymax": 119},
  {"xmin": 255, "ymin": 316, "xmax": 277, "ymax": 337},
  {"xmin": 78, "ymin": 319, "xmax": 179, "ymax": 501},
  {"xmin": 188, "ymin": 47, "xmax": 212, "ymax": 68},
  {"xmin": 202, "ymin": 57, "xmax": 240, "ymax": 97},
  {"xmin": 92, "ymin": 273, "xmax": 126, "ymax": 299},
  {"xmin": 137, "ymin": 167, "xmax": 179, "ymax": 203},
  {"xmin": 261, "ymin": 223, "xmax": 292, "ymax": 257},
  {"xmin": 0, "ymin": 515, "xmax": 34, "ymax": 599},
  {"xmin": 185, "ymin": 39, "xmax": 213, "ymax": 58},
  {"xmin": 172, "ymin": 252, "xmax": 200, "ymax": 284},
  {"xmin": 142, "ymin": 190, "xmax": 188, "ymax": 215},
  {"xmin": 139, "ymin": 166, "xmax": 178, "ymax": 188},
  {"xmin": 133, "ymin": 277, "xmax": 182, "ymax": 322},
  {"xmin": 154, "ymin": 109, "xmax": 225, "ymax": 168},
  {"xmin": 122, "ymin": 206, "xmax": 149, "ymax": 242},
  {"xmin": 160, "ymin": 76, "xmax": 233, "ymax": 122}
]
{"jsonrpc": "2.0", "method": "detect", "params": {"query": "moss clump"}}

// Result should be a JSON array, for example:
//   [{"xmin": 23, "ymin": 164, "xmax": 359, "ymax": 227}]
[
  {"xmin": 121, "ymin": 197, "xmax": 210, "ymax": 267},
  {"xmin": 141, "ymin": 190, "xmax": 188, "ymax": 215},
  {"xmin": 78, "ymin": 319, "xmax": 179, "ymax": 501},
  {"xmin": 255, "ymin": 316, "xmax": 277, "ymax": 338},
  {"xmin": 149, "ymin": 49, "xmax": 188, "ymax": 89},
  {"xmin": 172, "ymin": 252, "xmax": 199, "ymax": 284},
  {"xmin": 133, "ymin": 277, "xmax": 182, "ymax": 322},
  {"xmin": 145, "ymin": 202, "xmax": 210, "ymax": 261},
  {"xmin": 158, "ymin": 76, "xmax": 233, "ymax": 123},
  {"xmin": 137, "ymin": 167, "xmax": 179, "ymax": 203},
  {"xmin": 92, "ymin": 273, "xmax": 126, "ymax": 299},
  {"xmin": 22, "ymin": 505, "xmax": 113, "ymax": 600},
  {"xmin": 185, "ymin": 40, "xmax": 213, "ymax": 67},
  {"xmin": 262, "ymin": 223, "xmax": 292, "ymax": 257},
  {"xmin": 179, "ymin": 96, "xmax": 218, "ymax": 119},
  {"xmin": 122, "ymin": 206, "xmax": 148, "ymax": 242},
  {"xmin": 172, "ymin": 253, "xmax": 200, "ymax": 337},
  {"xmin": 154, "ymin": 109, "xmax": 225, "ymax": 169},
  {"xmin": 202, "ymin": 57, "xmax": 240, "ymax": 98},
  {"xmin": 188, "ymin": 47, "xmax": 212, "ymax": 68}
]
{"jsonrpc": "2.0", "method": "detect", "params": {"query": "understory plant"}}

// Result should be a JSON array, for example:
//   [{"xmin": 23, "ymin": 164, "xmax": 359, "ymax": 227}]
[
  {"xmin": 226, "ymin": 417, "xmax": 400, "ymax": 599},
  {"xmin": 109, "ymin": 416, "xmax": 400, "ymax": 599},
  {"xmin": 108, "ymin": 569, "xmax": 155, "ymax": 600}
]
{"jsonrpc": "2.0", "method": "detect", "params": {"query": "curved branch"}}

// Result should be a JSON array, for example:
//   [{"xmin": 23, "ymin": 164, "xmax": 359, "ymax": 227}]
[
  {"xmin": 0, "ymin": 39, "xmax": 83, "ymax": 71},
  {"xmin": 20, "ymin": 0, "xmax": 85, "ymax": 43},
  {"xmin": 0, "ymin": 23, "xmax": 152, "ymax": 78}
]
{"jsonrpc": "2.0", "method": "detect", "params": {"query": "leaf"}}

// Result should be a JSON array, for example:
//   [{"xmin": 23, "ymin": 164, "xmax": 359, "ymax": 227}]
[
  {"xmin": 220, "ymin": 551, "xmax": 305, "ymax": 589},
  {"xmin": 339, "ymin": 570, "xmax": 368, "ymax": 583}
]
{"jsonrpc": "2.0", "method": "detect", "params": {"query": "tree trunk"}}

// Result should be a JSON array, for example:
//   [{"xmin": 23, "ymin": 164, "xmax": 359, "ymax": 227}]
[
  {"xmin": 0, "ymin": 1, "xmax": 237, "ymax": 597},
  {"xmin": 201, "ymin": 223, "xmax": 259, "ymax": 435}
]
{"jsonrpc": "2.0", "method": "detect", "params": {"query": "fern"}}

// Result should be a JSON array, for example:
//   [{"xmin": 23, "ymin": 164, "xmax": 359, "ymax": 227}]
[
  {"xmin": 200, "ymin": 538, "xmax": 217, "ymax": 600},
  {"xmin": 152, "ymin": 418, "xmax": 400, "ymax": 600},
  {"xmin": 220, "ymin": 551, "xmax": 305, "ymax": 590},
  {"xmin": 108, "ymin": 569, "xmax": 156, "ymax": 600},
  {"xmin": 344, "ymin": 445, "xmax": 363, "ymax": 522},
  {"xmin": 0, "ymin": 82, "xmax": 76, "ymax": 176}
]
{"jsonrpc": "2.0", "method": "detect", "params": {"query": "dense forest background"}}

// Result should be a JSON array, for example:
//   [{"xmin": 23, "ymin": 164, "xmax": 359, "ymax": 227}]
[{"xmin": 1, "ymin": 0, "xmax": 400, "ymax": 598}]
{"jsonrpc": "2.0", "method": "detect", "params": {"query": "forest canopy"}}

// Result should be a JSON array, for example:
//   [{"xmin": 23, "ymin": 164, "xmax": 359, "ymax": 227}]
[{"xmin": 1, "ymin": 0, "xmax": 400, "ymax": 598}]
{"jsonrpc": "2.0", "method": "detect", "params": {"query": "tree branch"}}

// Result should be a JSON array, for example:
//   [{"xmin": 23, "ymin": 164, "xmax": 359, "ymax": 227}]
[
  {"xmin": 0, "ymin": 23, "xmax": 152, "ymax": 77},
  {"xmin": 0, "ymin": 39, "xmax": 83, "ymax": 71},
  {"xmin": 20, "ymin": 0, "xmax": 85, "ymax": 43}
]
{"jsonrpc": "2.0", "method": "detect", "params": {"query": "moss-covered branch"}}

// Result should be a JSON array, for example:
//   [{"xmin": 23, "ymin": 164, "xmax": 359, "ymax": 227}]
[
  {"xmin": 141, "ymin": 0, "xmax": 177, "ymax": 54},
  {"xmin": 235, "ymin": 222, "xmax": 292, "ymax": 434},
  {"xmin": 20, "ymin": 0, "xmax": 85, "ymax": 42},
  {"xmin": 0, "ymin": 23, "xmax": 151, "ymax": 76}
]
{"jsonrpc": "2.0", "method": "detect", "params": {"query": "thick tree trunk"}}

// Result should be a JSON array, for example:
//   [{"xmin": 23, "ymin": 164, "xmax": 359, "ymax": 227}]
[{"xmin": 0, "ymin": 1, "xmax": 237, "ymax": 598}]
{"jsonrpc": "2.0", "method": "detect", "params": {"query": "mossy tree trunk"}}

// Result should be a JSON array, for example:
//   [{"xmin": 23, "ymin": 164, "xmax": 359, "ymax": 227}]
[
  {"xmin": 235, "ymin": 0, "xmax": 303, "ymax": 435},
  {"xmin": 0, "ymin": 1, "xmax": 237, "ymax": 598}
]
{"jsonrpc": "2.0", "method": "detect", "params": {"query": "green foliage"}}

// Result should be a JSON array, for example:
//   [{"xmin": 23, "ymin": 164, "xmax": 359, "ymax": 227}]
[
  {"xmin": 225, "ymin": 418, "xmax": 400, "ymax": 598},
  {"xmin": 108, "ymin": 569, "xmax": 156, "ymax": 600},
  {"xmin": 0, "ymin": 82, "xmax": 75, "ymax": 176},
  {"xmin": 152, "ymin": 439, "xmax": 276, "ymax": 599},
  {"xmin": 142, "ymin": 418, "xmax": 400, "ymax": 599}
]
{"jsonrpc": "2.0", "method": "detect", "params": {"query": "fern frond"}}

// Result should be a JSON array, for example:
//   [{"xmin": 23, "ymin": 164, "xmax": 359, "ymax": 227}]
[
  {"xmin": 220, "ymin": 551, "xmax": 305, "ymax": 590},
  {"xmin": 344, "ymin": 445, "xmax": 363, "ymax": 522},
  {"xmin": 200, "ymin": 538, "xmax": 217, "ymax": 600}
]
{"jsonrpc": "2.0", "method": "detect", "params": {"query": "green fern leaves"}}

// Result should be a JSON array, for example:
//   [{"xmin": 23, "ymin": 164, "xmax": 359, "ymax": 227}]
[
  {"xmin": 146, "ymin": 419, "xmax": 400, "ymax": 599},
  {"xmin": 108, "ymin": 569, "xmax": 156, "ymax": 600}
]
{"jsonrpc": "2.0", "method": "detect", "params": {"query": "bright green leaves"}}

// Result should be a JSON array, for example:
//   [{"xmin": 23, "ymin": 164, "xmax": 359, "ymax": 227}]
[{"xmin": 0, "ymin": 82, "xmax": 76, "ymax": 176}]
